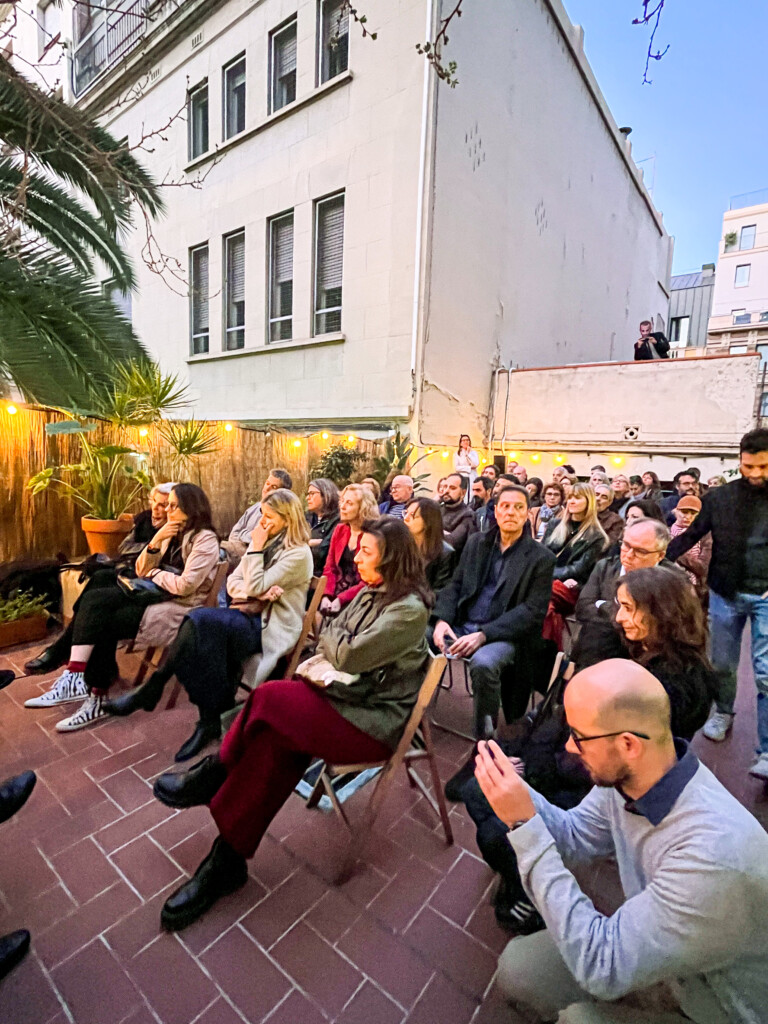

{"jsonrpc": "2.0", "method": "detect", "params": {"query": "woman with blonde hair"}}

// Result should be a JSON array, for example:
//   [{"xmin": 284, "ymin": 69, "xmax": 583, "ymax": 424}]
[
  {"xmin": 542, "ymin": 482, "xmax": 609, "ymax": 647},
  {"xmin": 320, "ymin": 483, "xmax": 379, "ymax": 616},
  {"xmin": 107, "ymin": 489, "xmax": 313, "ymax": 761},
  {"xmin": 361, "ymin": 477, "xmax": 381, "ymax": 501}
]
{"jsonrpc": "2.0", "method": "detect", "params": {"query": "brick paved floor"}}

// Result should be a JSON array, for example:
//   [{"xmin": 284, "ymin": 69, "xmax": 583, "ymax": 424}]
[{"xmin": 0, "ymin": 634, "xmax": 764, "ymax": 1024}]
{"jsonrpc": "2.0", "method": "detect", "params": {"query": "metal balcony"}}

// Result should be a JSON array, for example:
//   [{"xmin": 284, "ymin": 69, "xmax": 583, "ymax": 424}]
[{"xmin": 72, "ymin": 0, "xmax": 150, "ymax": 97}]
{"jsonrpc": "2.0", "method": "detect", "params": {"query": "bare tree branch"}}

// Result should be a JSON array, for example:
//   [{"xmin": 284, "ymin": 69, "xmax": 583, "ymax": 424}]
[{"xmin": 632, "ymin": 0, "xmax": 670, "ymax": 85}]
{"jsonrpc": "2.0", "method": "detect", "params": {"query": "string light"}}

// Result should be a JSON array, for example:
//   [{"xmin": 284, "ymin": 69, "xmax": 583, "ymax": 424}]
[
  {"xmin": 293, "ymin": 439, "xmax": 302, "ymax": 448},
  {"xmin": 441, "ymin": 450, "xmax": 449, "ymax": 459},
  {"xmin": 611, "ymin": 455, "xmax": 624, "ymax": 466},
  {"xmin": 347, "ymin": 435, "xmax": 355, "ymax": 443},
  {"xmin": 139, "ymin": 428, "xmax": 148, "ymax": 437},
  {"xmin": 531, "ymin": 453, "xmax": 541, "ymax": 463},
  {"xmin": 6, "ymin": 404, "xmax": 18, "ymax": 415},
  {"xmin": 224, "ymin": 423, "xmax": 233, "ymax": 432},
  {"xmin": 554, "ymin": 454, "xmax": 565, "ymax": 464},
  {"xmin": 480, "ymin": 458, "xmax": 487, "ymax": 465},
  {"xmin": 321, "ymin": 431, "xmax": 329, "ymax": 440}
]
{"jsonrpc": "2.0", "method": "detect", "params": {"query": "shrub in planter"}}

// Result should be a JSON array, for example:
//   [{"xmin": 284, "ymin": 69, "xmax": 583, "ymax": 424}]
[{"xmin": 0, "ymin": 590, "xmax": 50, "ymax": 649}]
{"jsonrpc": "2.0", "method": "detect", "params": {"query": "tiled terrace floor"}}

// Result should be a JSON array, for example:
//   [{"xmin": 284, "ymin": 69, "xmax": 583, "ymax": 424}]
[{"xmin": 0, "ymin": 634, "xmax": 765, "ymax": 1024}]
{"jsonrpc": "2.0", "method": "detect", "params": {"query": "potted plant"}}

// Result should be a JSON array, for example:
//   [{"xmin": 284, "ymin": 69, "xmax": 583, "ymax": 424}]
[{"xmin": 0, "ymin": 589, "xmax": 50, "ymax": 650}]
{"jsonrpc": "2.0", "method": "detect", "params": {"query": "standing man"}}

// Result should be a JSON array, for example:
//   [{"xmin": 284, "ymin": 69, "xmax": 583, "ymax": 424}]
[
  {"xmin": 660, "ymin": 470, "xmax": 698, "ymax": 523},
  {"xmin": 378, "ymin": 475, "xmax": 414, "ymax": 519},
  {"xmin": 668, "ymin": 428, "xmax": 768, "ymax": 773},
  {"xmin": 634, "ymin": 319, "xmax": 670, "ymax": 360}
]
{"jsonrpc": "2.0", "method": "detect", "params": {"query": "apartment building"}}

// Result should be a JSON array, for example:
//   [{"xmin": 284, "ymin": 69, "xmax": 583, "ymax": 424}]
[
  {"xmin": 667, "ymin": 264, "xmax": 715, "ymax": 357},
  {"xmin": 15, "ymin": 0, "xmax": 673, "ymax": 450}
]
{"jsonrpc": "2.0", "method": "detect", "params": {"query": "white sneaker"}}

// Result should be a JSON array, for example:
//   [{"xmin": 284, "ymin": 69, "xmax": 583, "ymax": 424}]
[
  {"xmin": 55, "ymin": 696, "xmax": 108, "ymax": 732},
  {"xmin": 702, "ymin": 711, "xmax": 734, "ymax": 742},
  {"xmin": 24, "ymin": 670, "xmax": 87, "ymax": 708},
  {"xmin": 749, "ymin": 754, "xmax": 768, "ymax": 781}
]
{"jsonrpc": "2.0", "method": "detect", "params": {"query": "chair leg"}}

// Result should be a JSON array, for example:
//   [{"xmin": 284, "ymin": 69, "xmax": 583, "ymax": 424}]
[
  {"xmin": 306, "ymin": 769, "xmax": 325, "ymax": 809},
  {"xmin": 132, "ymin": 648, "xmax": 155, "ymax": 688},
  {"xmin": 164, "ymin": 679, "xmax": 182, "ymax": 711},
  {"xmin": 420, "ymin": 717, "xmax": 454, "ymax": 846}
]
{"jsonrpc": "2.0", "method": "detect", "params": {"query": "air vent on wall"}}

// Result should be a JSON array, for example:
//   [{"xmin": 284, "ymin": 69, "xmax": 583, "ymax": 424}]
[
  {"xmin": 149, "ymin": 67, "xmax": 161, "ymax": 83},
  {"xmin": 623, "ymin": 425, "xmax": 640, "ymax": 441},
  {"xmin": 191, "ymin": 30, "xmax": 204, "ymax": 49}
]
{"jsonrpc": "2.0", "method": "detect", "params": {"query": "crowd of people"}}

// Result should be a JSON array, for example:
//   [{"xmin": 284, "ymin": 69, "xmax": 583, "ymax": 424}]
[{"xmin": 3, "ymin": 428, "xmax": 768, "ymax": 1024}]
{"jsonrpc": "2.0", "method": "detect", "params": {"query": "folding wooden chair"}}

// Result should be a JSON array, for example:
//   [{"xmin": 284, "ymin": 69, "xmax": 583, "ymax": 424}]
[
  {"xmin": 306, "ymin": 654, "xmax": 453, "ymax": 881},
  {"xmin": 131, "ymin": 559, "xmax": 228, "ymax": 704},
  {"xmin": 431, "ymin": 655, "xmax": 475, "ymax": 742}
]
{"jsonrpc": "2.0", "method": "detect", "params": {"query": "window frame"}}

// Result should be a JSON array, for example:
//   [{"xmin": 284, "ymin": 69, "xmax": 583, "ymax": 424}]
[
  {"xmin": 269, "ymin": 16, "xmax": 298, "ymax": 114},
  {"xmin": 734, "ymin": 264, "xmax": 751, "ymax": 288},
  {"xmin": 313, "ymin": 190, "xmax": 345, "ymax": 336},
  {"xmin": 222, "ymin": 53, "xmax": 246, "ymax": 141},
  {"xmin": 740, "ymin": 224, "xmax": 757, "ymax": 251},
  {"xmin": 223, "ymin": 230, "xmax": 246, "ymax": 351},
  {"xmin": 189, "ymin": 242, "xmax": 210, "ymax": 355},
  {"xmin": 187, "ymin": 79, "xmax": 209, "ymax": 161},
  {"xmin": 267, "ymin": 210, "xmax": 295, "ymax": 343},
  {"xmin": 37, "ymin": 0, "xmax": 61, "ymax": 58},
  {"xmin": 669, "ymin": 316, "xmax": 690, "ymax": 348},
  {"xmin": 318, "ymin": 0, "xmax": 350, "ymax": 85}
]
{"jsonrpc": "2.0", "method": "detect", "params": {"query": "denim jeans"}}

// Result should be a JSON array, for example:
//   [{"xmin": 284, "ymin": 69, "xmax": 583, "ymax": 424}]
[{"xmin": 709, "ymin": 590, "xmax": 768, "ymax": 753}]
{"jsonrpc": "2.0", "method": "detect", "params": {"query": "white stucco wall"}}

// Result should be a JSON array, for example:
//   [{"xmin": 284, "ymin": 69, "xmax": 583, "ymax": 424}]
[
  {"xmin": 415, "ymin": 0, "xmax": 673, "ymax": 446},
  {"xmin": 75, "ymin": 0, "xmax": 427, "ymax": 425}
]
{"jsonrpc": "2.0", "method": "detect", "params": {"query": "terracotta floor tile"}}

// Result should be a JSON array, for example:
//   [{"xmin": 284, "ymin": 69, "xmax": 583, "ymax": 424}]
[
  {"xmin": 337, "ymin": 913, "xmax": 433, "ymax": 1008},
  {"xmin": 404, "ymin": 908, "xmax": 497, "ymax": 999},
  {"xmin": 241, "ymin": 868, "xmax": 327, "ymax": 948},
  {"xmin": 36, "ymin": 798, "xmax": 123, "ymax": 858},
  {"xmin": 337, "ymin": 980, "xmax": 405, "ymax": 1024},
  {"xmin": 428, "ymin": 852, "xmax": 494, "ymax": 928},
  {"xmin": 201, "ymin": 926, "xmax": 291, "ymax": 1022},
  {"xmin": 103, "ymin": 881, "xmax": 179, "ymax": 961},
  {"xmin": 97, "ymin": 767, "xmax": 154, "ymax": 814},
  {"xmin": 85, "ymin": 741, "xmax": 158, "ymax": 782},
  {"xmin": 192, "ymin": 997, "xmax": 247, "ymax": 1024},
  {"xmin": 304, "ymin": 888, "xmax": 362, "ymax": 943},
  {"xmin": 464, "ymin": 899, "xmax": 513, "ymax": 957},
  {"xmin": 176, "ymin": 876, "xmax": 267, "ymax": 957},
  {"xmin": 271, "ymin": 921, "xmax": 362, "ymax": 1017},
  {"xmin": 263, "ymin": 988, "xmax": 328, "ymax": 1024},
  {"xmin": 0, "ymin": 882, "xmax": 75, "ymax": 938},
  {"xmin": 129, "ymin": 933, "xmax": 218, "ymax": 1024},
  {"xmin": 408, "ymin": 973, "xmax": 479, "ymax": 1024},
  {"xmin": 95, "ymin": 799, "xmax": 175, "ymax": 855},
  {"xmin": 52, "ymin": 938, "xmax": 141, "ymax": 1024},
  {"xmin": 368, "ymin": 856, "xmax": 443, "ymax": 934},
  {"xmin": 386, "ymin": 815, "xmax": 461, "ymax": 874},
  {"xmin": 52, "ymin": 835, "xmax": 122, "ymax": 905},
  {"xmin": 148, "ymin": 805, "xmax": 211, "ymax": 850},
  {"xmin": 0, "ymin": 946, "xmax": 64, "ymax": 1024},
  {"xmin": 0, "ymin": 838, "xmax": 59, "ymax": 908},
  {"xmin": 36, "ymin": 880, "xmax": 141, "ymax": 968},
  {"xmin": 248, "ymin": 833, "xmax": 298, "ymax": 890},
  {"xmin": 110, "ymin": 834, "xmax": 183, "ymax": 900}
]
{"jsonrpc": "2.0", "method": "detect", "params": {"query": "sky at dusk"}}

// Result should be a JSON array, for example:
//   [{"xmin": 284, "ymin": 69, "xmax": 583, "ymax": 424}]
[{"xmin": 562, "ymin": 0, "xmax": 768, "ymax": 274}]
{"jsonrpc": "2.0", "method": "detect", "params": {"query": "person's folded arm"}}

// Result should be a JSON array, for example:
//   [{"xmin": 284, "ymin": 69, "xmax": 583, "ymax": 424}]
[
  {"xmin": 239, "ymin": 544, "xmax": 311, "ymax": 598},
  {"xmin": 553, "ymin": 536, "xmax": 607, "ymax": 586},
  {"xmin": 512, "ymin": 818, "xmax": 753, "ymax": 1001},
  {"xmin": 575, "ymin": 561, "xmax": 609, "ymax": 625},
  {"xmin": 320, "ymin": 599, "xmax": 428, "ymax": 675},
  {"xmin": 148, "ymin": 531, "xmax": 220, "ymax": 598}
]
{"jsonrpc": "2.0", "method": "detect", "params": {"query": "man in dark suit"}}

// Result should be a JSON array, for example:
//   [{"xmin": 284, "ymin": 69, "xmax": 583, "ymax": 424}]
[
  {"xmin": 433, "ymin": 486, "xmax": 555, "ymax": 749},
  {"xmin": 634, "ymin": 319, "xmax": 670, "ymax": 360}
]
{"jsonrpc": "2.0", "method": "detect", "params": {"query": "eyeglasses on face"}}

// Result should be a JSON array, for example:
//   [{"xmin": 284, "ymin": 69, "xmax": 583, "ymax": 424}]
[
  {"xmin": 568, "ymin": 727, "xmax": 650, "ymax": 752},
  {"xmin": 620, "ymin": 540, "xmax": 659, "ymax": 558}
]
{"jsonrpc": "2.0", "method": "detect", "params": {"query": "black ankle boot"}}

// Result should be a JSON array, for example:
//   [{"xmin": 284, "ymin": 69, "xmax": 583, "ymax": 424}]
[
  {"xmin": 153, "ymin": 755, "xmax": 227, "ymax": 809},
  {"xmin": 23, "ymin": 639, "xmax": 69, "ymax": 676},
  {"xmin": 0, "ymin": 929, "xmax": 31, "ymax": 979},
  {"xmin": 160, "ymin": 837, "xmax": 247, "ymax": 931},
  {"xmin": 0, "ymin": 771, "xmax": 36, "ymax": 825},
  {"xmin": 104, "ymin": 671, "xmax": 167, "ymax": 718},
  {"xmin": 174, "ymin": 717, "xmax": 222, "ymax": 763}
]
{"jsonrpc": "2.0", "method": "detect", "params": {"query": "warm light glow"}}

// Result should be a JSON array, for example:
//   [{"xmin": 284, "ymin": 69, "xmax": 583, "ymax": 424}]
[
  {"xmin": 293, "ymin": 439, "xmax": 302, "ymax": 448},
  {"xmin": 6, "ymin": 404, "xmax": 18, "ymax": 415},
  {"xmin": 265, "ymin": 431, "xmax": 271, "ymax": 438},
  {"xmin": 480, "ymin": 458, "xmax": 487, "ymax": 464},
  {"xmin": 347, "ymin": 435, "xmax": 355, "ymax": 443},
  {"xmin": 554, "ymin": 454, "xmax": 564, "ymax": 464},
  {"xmin": 441, "ymin": 450, "xmax": 449, "ymax": 459},
  {"xmin": 611, "ymin": 456, "xmax": 624, "ymax": 466},
  {"xmin": 428, "ymin": 448, "xmax": 435, "ymax": 455},
  {"xmin": 321, "ymin": 431, "xmax": 329, "ymax": 440},
  {"xmin": 224, "ymin": 423, "xmax": 233, "ymax": 432},
  {"xmin": 507, "ymin": 452, "xmax": 518, "ymax": 460},
  {"xmin": 531, "ymin": 453, "xmax": 542, "ymax": 463},
  {"xmin": 139, "ymin": 428, "xmax": 148, "ymax": 437}
]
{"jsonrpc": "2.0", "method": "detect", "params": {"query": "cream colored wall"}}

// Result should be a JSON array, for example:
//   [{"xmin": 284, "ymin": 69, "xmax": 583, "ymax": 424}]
[{"xmin": 415, "ymin": 0, "xmax": 673, "ymax": 447}]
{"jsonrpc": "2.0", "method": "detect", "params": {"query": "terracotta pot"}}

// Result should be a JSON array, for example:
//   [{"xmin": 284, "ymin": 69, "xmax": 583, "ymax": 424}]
[
  {"xmin": 0, "ymin": 615, "xmax": 49, "ymax": 650},
  {"xmin": 81, "ymin": 514, "xmax": 135, "ymax": 558}
]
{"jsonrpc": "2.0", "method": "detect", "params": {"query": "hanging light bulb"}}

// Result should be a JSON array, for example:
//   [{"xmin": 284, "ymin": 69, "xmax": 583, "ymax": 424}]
[
  {"xmin": 441, "ymin": 450, "xmax": 449, "ymax": 459},
  {"xmin": 347, "ymin": 435, "xmax": 355, "ymax": 443},
  {"xmin": 139, "ymin": 427, "xmax": 148, "ymax": 437},
  {"xmin": 224, "ymin": 423, "xmax": 233, "ymax": 432},
  {"xmin": 293, "ymin": 439, "xmax": 302, "ymax": 448},
  {"xmin": 321, "ymin": 431, "xmax": 329, "ymax": 440},
  {"xmin": 6, "ymin": 404, "xmax": 18, "ymax": 415},
  {"xmin": 531, "ymin": 453, "xmax": 541, "ymax": 463}
]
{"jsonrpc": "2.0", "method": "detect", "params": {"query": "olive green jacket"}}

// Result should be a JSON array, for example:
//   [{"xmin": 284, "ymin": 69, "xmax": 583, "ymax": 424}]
[{"xmin": 319, "ymin": 587, "xmax": 430, "ymax": 748}]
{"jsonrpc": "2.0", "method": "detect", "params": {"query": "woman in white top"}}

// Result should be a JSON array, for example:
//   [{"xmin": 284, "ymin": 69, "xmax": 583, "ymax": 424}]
[{"xmin": 453, "ymin": 435, "xmax": 480, "ymax": 502}]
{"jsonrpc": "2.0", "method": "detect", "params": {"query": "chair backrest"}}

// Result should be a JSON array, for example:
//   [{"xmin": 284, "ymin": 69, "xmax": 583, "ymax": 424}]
[
  {"xmin": 203, "ymin": 560, "xmax": 229, "ymax": 609},
  {"xmin": 285, "ymin": 575, "xmax": 327, "ymax": 679},
  {"xmin": 389, "ymin": 654, "xmax": 447, "ymax": 763}
]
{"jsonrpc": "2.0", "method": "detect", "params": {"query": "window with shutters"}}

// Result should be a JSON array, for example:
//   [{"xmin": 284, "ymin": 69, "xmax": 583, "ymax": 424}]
[
  {"xmin": 319, "ymin": 0, "xmax": 349, "ymax": 84},
  {"xmin": 268, "ymin": 212, "xmax": 294, "ymax": 342},
  {"xmin": 270, "ymin": 18, "xmax": 297, "ymax": 113},
  {"xmin": 224, "ymin": 231, "xmax": 245, "ymax": 350},
  {"xmin": 189, "ymin": 244, "xmax": 209, "ymax": 354},
  {"xmin": 223, "ymin": 55, "xmax": 246, "ymax": 140},
  {"xmin": 188, "ymin": 81, "xmax": 209, "ymax": 160},
  {"xmin": 314, "ymin": 192, "xmax": 344, "ymax": 335}
]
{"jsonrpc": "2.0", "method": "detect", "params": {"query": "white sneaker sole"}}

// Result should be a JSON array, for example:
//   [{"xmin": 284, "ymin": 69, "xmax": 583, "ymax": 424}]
[
  {"xmin": 55, "ymin": 711, "xmax": 108, "ymax": 733},
  {"xmin": 24, "ymin": 692, "xmax": 87, "ymax": 709}
]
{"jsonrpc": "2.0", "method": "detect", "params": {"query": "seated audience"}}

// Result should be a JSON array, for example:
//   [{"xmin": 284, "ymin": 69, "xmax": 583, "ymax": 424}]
[
  {"xmin": 440, "ymin": 473, "xmax": 478, "ymax": 555},
  {"xmin": 481, "ymin": 464, "xmax": 500, "ymax": 483},
  {"xmin": 707, "ymin": 474, "xmax": 726, "ymax": 488},
  {"xmin": 471, "ymin": 475, "xmax": 493, "ymax": 513},
  {"xmin": 624, "ymin": 497, "xmax": 665, "ymax": 526},
  {"xmin": 476, "ymin": 659, "xmax": 768, "ymax": 1024},
  {"xmin": 305, "ymin": 478, "xmax": 340, "ymax": 574},
  {"xmin": 574, "ymin": 518, "xmax": 674, "ymax": 665},
  {"xmin": 378, "ymin": 475, "xmax": 413, "ymax": 519},
  {"xmin": 150, "ymin": 518, "xmax": 433, "ymax": 931},
  {"xmin": 512, "ymin": 466, "xmax": 529, "ymax": 486},
  {"xmin": 25, "ymin": 484, "xmax": 220, "ymax": 731},
  {"xmin": 320, "ymin": 484, "xmax": 379, "ymax": 616},
  {"xmin": 541, "ymin": 484, "xmax": 608, "ymax": 647},
  {"xmin": 464, "ymin": 565, "xmax": 717, "ymax": 937},
  {"xmin": 220, "ymin": 469, "xmax": 292, "ymax": 564},
  {"xmin": 478, "ymin": 473, "xmax": 519, "ymax": 534},
  {"xmin": 641, "ymin": 470, "xmax": 663, "ymax": 502},
  {"xmin": 608, "ymin": 474, "xmax": 631, "ymax": 515},
  {"xmin": 529, "ymin": 482, "xmax": 564, "ymax": 541},
  {"xmin": 628, "ymin": 474, "xmax": 644, "ymax": 497},
  {"xmin": 24, "ymin": 482, "xmax": 175, "ymax": 676},
  {"xmin": 107, "ymin": 490, "xmax": 313, "ymax": 761},
  {"xmin": 432, "ymin": 485, "xmax": 555, "ymax": 745},
  {"xmin": 360, "ymin": 477, "xmax": 381, "ymax": 502},
  {"xmin": 660, "ymin": 469, "xmax": 698, "ymax": 523},
  {"xmin": 589, "ymin": 471, "xmax": 609, "ymax": 488},
  {"xmin": 525, "ymin": 477, "xmax": 543, "ymax": 508},
  {"xmin": 561, "ymin": 473, "xmax": 578, "ymax": 498},
  {"xmin": 404, "ymin": 498, "xmax": 456, "ymax": 594},
  {"xmin": 594, "ymin": 484, "xmax": 624, "ymax": 543},
  {"xmin": 670, "ymin": 495, "xmax": 711, "ymax": 597}
]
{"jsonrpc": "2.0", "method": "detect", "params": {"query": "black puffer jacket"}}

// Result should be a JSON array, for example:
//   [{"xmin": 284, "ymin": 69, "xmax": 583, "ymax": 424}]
[{"xmin": 543, "ymin": 519, "xmax": 608, "ymax": 586}]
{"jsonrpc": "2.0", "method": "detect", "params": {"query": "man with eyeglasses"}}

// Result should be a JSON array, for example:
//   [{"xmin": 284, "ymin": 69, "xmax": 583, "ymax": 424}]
[
  {"xmin": 477, "ymin": 659, "xmax": 768, "ymax": 1023},
  {"xmin": 572, "ymin": 519, "xmax": 680, "ymax": 667}
]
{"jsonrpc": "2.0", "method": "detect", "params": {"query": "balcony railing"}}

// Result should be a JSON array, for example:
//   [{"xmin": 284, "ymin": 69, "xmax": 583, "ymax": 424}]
[{"xmin": 72, "ymin": 0, "xmax": 150, "ymax": 97}]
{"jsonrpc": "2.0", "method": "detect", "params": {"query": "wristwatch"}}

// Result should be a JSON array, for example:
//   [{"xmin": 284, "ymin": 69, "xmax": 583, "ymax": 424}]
[{"xmin": 146, "ymin": 546, "xmax": 160, "ymax": 554}]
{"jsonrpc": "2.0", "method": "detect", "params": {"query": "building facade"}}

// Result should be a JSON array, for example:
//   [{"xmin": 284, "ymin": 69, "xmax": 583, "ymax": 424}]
[
  {"xmin": 667, "ymin": 264, "xmax": 715, "ymax": 356},
  {"xmin": 14, "ymin": 0, "xmax": 672, "ymax": 453}
]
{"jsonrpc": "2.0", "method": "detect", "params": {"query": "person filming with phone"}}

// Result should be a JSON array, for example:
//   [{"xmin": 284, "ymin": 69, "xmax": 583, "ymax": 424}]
[{"xmin": 476, "ymin": 659, "xmax": 768, "ymax": 1024}]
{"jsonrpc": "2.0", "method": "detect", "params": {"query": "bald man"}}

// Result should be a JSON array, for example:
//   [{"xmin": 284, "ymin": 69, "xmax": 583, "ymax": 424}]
[
  {"xmin": 476, "ymin": 660, "xmax": 768, "ymax": 1023},
  {"xmin": 378, "ymin": 475, "xmax": 413, "ymax": 519}
]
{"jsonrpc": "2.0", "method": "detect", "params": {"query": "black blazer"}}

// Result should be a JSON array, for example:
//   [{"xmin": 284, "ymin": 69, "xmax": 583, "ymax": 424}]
[
  {"xmin": 543, "ymin": 520, "xmax": 608, "ymax": 586},
  {"xmin": 425, "ymin": 541, "xmax": 456, "ymax": 596},
  {"xmin": 667, "ymin": 478, "xmax": 768, "ymax": 600},
  {"xmin": 434, "ymin": 529, "xmax": 555, "ymax": 645}
]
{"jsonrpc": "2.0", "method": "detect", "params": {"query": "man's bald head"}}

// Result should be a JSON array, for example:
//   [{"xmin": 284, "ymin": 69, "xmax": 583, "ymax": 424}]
[{"xmin": 565, "ymin": 660, "xmax": 672, "ymax": 744}]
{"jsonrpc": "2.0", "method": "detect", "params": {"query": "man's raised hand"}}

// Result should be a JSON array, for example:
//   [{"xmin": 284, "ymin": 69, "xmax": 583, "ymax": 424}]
[{"xmin": 474, "ymin": 740, "xmax": 536, "ymax": 827}]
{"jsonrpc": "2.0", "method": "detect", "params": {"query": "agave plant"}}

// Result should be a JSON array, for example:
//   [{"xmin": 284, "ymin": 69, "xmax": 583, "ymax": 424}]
[
  {"xmin": 159, "ymin": 419, "xmax": 221, "ymax": 480},
  {"xmin": 371, "ymin": 429, "xmax": 431, "ymax": 492},
  {"xmin": 95, "ymin": 361, "xmax": 190, "ymax": 430}
]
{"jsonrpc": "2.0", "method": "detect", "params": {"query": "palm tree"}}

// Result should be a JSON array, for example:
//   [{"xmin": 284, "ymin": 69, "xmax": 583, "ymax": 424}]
[{"xmin": 0, "ymin": 56, "xmax": 163, "ymax": 409}]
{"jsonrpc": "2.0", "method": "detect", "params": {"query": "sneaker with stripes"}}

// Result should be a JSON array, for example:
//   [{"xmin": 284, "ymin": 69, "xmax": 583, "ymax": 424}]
[
  {"xmin": 55, "ymin": 696, "xmax": 108, "ymax": 732},
  {"xmin": 24, "ymin": 670, "xmax": 87, "ymax": 709}
]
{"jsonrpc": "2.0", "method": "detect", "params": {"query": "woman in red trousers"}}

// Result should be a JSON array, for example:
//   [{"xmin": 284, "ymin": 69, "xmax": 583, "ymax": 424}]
[{"xmin": 152, "ymin": 517, "xmax": 433, "ymax": 931}]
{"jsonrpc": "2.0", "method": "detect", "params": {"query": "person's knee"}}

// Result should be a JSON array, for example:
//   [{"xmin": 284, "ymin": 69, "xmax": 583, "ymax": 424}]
[{"xmin": 498, "ymin": 935, "xmax": 553, "ymax": 1010}]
